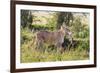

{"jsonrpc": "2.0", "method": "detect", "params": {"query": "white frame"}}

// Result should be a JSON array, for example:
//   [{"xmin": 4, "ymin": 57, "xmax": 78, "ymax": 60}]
[{"xmin": 16, "ymin": 4, "xmax": 94, "ymax": 69}]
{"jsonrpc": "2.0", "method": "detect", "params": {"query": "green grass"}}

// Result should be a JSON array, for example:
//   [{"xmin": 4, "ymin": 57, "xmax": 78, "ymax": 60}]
[
  {"xmin": 21, "ymin": 39, "xmax": 89, "ymax": 63},
  {"xmin": 20, "ymin": 28, "xmax": 89, "ymax": 63}
]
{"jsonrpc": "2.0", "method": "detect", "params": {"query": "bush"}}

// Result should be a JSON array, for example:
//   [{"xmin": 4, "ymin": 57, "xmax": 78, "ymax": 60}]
[
  {"xmin": 21, "ymin": 27, "xmax": 33, "ymax": 44},
  {"xmin": 77, "ymin": 39, "xmax": 89, "ymax": 51},
  {"xmin": 31, "ymin": 24, "xmax": 56, "ymax": 31},
  {"xmin": 20, "ymin": 24, "xmax": 89, "ymax": 63}
]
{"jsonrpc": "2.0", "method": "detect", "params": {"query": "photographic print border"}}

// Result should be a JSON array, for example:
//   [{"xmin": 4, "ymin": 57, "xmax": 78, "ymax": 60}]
[{"xmin": 10, "ymin": 0, "xmax": 97, "ymax": 73}]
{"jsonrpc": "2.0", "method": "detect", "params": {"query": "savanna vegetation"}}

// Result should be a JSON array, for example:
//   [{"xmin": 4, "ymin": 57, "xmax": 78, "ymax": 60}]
[{"xmin": 20, "ymin": 10, "xmax": 90, "ymax": 63}]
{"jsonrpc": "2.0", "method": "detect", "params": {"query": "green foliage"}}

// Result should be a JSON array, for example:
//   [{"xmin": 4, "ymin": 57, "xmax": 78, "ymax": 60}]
[
  {"xmin": 21, "ymin": 29, "xmax": 89, "ymax": 63},
  {"xmin": 21, "ymin": 27, "xmax": 33, "ymax": 44},
  {"xmin": 21, "ymin": 10, "xmax": 33, "ymax": 28},
  {"xmin": 76, "ymin": 39, "xmax": 89, "ymax": 51},
  {"xmin": 72, "ymin": 16, "xmax": 89, "ymax": 39},
  {"xmin": 45, "ymin": 13, "xmax": 57, "ymax": 28},
  {"xmin": 20, "ymin": 11, "xmax": 90, "ymax": 63},
  {"xmin": 31, "ymin": 24, "xmax": 56, "ymax": 31},
  {"xmin": 56, "ymin": 12, "xmax": 73, "ymax": 28},
  {"xmin": 21, "ymin": 42, "xmax": 89, "ymax": 63}
]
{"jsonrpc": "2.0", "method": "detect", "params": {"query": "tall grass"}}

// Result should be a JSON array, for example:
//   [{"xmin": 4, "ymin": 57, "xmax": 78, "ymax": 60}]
[{"xmin": 21, "ymin": 28, "xmax": 89, "ymax": 63}]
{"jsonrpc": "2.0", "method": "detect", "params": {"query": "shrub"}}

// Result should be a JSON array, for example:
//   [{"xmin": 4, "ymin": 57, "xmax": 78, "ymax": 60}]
[
  {"xmin": 21, "ymin": 27, "xmax": 33, "ymax": 44},
  {"xmin": 31, "ymin": 24, "xmax": 55, "ymax": 31},
  {"xmin": 77, "ymin": 39, "xmax": 89, "ymax": 51}
]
